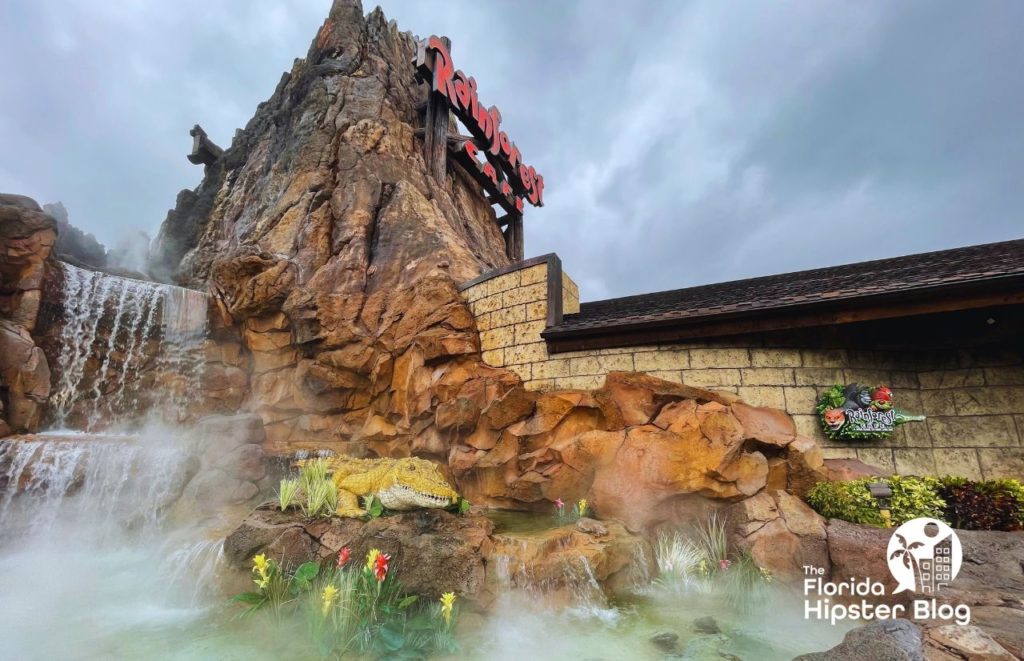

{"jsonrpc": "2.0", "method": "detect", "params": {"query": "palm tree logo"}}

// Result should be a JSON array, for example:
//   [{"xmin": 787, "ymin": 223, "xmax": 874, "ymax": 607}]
[
  {"xmin": 889, "ymin": 533, "xmax": 924, "ymax": 591},
  {"xmin": 886, "ymin": 517, "xmax": 962, "ymax": 594}
]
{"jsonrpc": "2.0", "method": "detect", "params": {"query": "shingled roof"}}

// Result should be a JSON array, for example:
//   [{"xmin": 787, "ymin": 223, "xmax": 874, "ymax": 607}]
[{"xmin": 542, "ymin": 238, "xmax": 1024, "ymax": 351}]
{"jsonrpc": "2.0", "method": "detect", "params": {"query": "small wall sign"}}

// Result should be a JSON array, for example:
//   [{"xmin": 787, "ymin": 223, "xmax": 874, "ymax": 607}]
[{"xmin": 817, "ymin": 384, "xmax": 925, "ymax": 440}]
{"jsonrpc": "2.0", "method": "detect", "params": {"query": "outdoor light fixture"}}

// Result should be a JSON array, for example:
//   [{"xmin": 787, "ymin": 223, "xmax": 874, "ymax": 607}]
[{"xmin": 868, "ymin": 482, "xmax": 894, "ymax": 527}]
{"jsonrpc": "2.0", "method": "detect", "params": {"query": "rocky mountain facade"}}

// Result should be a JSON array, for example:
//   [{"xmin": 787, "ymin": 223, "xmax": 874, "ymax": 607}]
[
  {"xmin": 0, "ymin": 194, "xmax": 56, "ymax": 434},
  {"xmin": 133, "ymin": 0, "xmax": 837, "ymax": 531}
]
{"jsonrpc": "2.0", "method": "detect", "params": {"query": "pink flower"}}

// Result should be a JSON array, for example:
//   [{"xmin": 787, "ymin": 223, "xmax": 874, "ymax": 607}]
[
  {"xmin": 336, "ymin": 546, "xmax": 351, "ymax": 568},
  {"xmin": 554, "ymin": 498, "xmax": 565, "ymax": 510},
  {"xmin": 719, "ymin": 559, "xmax": 731, "ymax": 571},
  {"xmin": 373, "ymin": 552, "xmax": 391, "ymax": 582}
]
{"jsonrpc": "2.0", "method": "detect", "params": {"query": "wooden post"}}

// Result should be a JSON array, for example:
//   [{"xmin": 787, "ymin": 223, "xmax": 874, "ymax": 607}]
[
  {"xmin": 505, "ymin": 215, "xmax": 524, "ymax": 261},
  {"xmin": 423, "ymin": 36, "xmax": 451, "ymax": 184}
]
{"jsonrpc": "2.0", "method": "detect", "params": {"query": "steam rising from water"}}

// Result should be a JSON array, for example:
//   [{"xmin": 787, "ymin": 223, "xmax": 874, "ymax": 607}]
[{"xmin": 0, "ymin": 426, "xmax": 245, "ymax": 660}]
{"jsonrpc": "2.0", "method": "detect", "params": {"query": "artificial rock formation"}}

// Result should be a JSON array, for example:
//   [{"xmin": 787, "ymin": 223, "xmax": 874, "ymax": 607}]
[
  {"xmin": 142, "ymin": 0, "xmax": 832, "ymax": 534},
  {"xmin": 152, "ymin": 0, "xmax": 510, "ymax": 458},
  {"xmin": 826, "ymin": 519, "xmax": 1024, "ymax": 657},
  {"xmin": 0, "ymin": 194, "xmax": 56, "ymax": 433},
  {"xmin": 224, "ymin": 506, "xmax": 652, "ymax": 606},
  {"xmin": 724, "ymin": 489, "xmax": 828, "ymax": 579},
  {"xmin": 225, "ymin": 506, "xmax": 496, "ymax": 602},
  {"xmin": 175, "ymin": 414, "xmax": 269, "ymax": 517},
  {"xmin": 488, "ymin": 516, "xmax": 654, "ymax": 600}
]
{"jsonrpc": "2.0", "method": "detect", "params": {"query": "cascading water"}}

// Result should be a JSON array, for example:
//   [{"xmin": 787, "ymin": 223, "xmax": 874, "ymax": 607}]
[
  {"xmin": 0, "ymin": 266, "xmax": 265, "ymax": 659},
  {"xmin": 50, "ymin": 263, "xmax": 209, "ymax": 431},
  {"xmin": 0, "ymin": 429, "xmax": 268, "ymax": 660}
]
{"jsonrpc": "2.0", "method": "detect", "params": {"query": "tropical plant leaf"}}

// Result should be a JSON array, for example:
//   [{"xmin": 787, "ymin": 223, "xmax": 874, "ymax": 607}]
[
  {"xmin": 294, "ymin": 562, "xmax": 319, "ymax": 583},
  {"xmin": 398, "ymin": 595, "xmax": 419, "ymax": 609},
  {"xmin": 458, "ymin": 498, "xmax": 471, "ymax": 515},
  {"xmin": 230, "ymin": 592, "xmax": 266, "ymax": 605},
  {"xmin": 895, "ymin": 533, "xmax": 907, "ymax": 547},
  {"xmin": 368, "ymin": 496, "xmax": 385, "ymax": 519},
  {"xmin": 908, "ymin": 541, "xmax": 924, "ymax": 550},
  {"xmin": 889, "ymin": 549, "xmax": 903, "ymax": 560}
]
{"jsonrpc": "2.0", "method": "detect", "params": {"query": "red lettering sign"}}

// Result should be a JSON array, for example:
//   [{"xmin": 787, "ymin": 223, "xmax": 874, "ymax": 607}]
[{"xmin": 416, "ymin": 36, "xmax": 545, "ymax": 210}]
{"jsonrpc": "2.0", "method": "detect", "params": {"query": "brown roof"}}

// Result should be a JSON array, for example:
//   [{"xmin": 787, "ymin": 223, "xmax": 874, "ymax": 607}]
[{"xmin": 543, "ymin": 238, "xmax": 1024, "ymax": 347}]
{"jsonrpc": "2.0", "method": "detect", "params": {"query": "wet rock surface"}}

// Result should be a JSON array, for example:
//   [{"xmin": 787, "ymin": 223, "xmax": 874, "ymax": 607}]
[
  {"xmin": 225, "ymin": 505, "xmax": 495, "ymax": 601},
  {"xmin": 923, "ymin": 624, "xmax": 1016, "ymax": 660},
  {"xmin": 224, "ymin": 505, "xmax": 655, "ymax": 605},
  {"xmin": 693, "ymin": 615, "xmax": 721, "ymax": 634},
  {"xmin": 794, "ymin": 619, "xmax": 925, "ymax": 661},
  {"xmin": 176, "ymin": 414, "xmax": 268, "ymax": 516},
  {"xmin": 488, "ymin": 516, "xmax": 654, "ymax": 599},
  {"xmin": 0, "ymin": 194, "xmax": 56, "ymax": 433},
  {"xmin": 725, "ymin": 489, "xmax": 829, "ymax": 579}
]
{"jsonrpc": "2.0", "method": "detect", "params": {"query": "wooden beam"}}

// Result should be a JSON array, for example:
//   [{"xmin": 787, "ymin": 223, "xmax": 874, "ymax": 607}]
[
  {"xmin": 448, "ymin": 145, "xmax": 520, "ymax": 217},
  {"xmin": 422, "ymin": 36, "xmax": 451, "ymax": 184}
]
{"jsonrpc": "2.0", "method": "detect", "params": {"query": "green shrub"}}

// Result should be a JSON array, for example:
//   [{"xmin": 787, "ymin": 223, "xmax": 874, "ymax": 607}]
[
  {"xmin": 291, "ymin": 459, "xmax": 337, "ymax": 519},
  {"xmin": 887, "ymin": 476, "xmax": 946, "ymax": 524},
  {"xmin": 806, "ymin": 479, "xmax": 884, "ymax": 526},
  {"xmin": 807, "ymin": 475, "xmax": 1024, "ymax": 531}
]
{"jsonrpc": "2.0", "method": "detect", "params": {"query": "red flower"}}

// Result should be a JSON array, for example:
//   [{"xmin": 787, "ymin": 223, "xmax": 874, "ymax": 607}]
[
  {"xmin": 554, "ymin": 498, "xmax": 565, "ymax": 510},
  {"xmin": 336, "ymin": 546, "xmax": 351, "ymax": 568},
  {"xmin": 719, "ymin": 559, "xmax": 732, "ymax": 571},
  {"xmin": 373, "ymin": 552, "xmax": 391, "ymax": 582}
]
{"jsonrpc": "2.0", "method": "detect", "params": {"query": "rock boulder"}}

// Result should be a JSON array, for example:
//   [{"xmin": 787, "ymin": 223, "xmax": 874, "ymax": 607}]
[{"xmin": 225, "ymin": 505, "xmax": 495, "ymax": 602}]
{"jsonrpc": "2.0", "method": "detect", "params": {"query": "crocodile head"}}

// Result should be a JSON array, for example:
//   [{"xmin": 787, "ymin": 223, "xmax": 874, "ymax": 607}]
[{"xmin": 376, "ymin": 457, "xmax": 459, "ymax": 511}]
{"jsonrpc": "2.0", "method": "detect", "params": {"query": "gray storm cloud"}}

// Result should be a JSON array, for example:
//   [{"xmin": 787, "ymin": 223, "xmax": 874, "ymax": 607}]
[{"xmin": 1, "ymin": 0, "xmax": 1021, "ymax": 300}]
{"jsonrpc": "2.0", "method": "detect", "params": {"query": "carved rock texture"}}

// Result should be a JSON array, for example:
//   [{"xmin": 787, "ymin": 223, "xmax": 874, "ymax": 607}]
[
  {"xmin": 143, "ymin": 1, "xmax": 833, "ymax": 536},
  {"xmin": 224, "ymin": 506, "xmax": 652, "ymax": 606},
  {"xmin": 225, "ymin": 505, "xmax": 496, "ymax": 602},
  {"xmin": 152, "ymin": 0, "xmax": 513, "ymax": 456},
  {"xmin": 724, "ymin": 489, "xmax": 828, "ymax": 579},
  {"xmin": 0, "ymin": 194, "xmax": 56, "ymax": 433}
]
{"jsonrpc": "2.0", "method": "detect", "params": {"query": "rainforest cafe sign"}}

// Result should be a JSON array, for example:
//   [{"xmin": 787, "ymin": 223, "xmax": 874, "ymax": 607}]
[{"xmin": 416, "ymin": 36, "xmax": 544, "ymax": 211}]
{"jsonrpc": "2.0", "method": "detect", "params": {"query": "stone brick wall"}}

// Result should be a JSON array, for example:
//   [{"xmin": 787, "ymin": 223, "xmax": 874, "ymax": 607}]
[{"xmin": 460, "ymin": 258, "xmax": 1024, "ymax": 480}]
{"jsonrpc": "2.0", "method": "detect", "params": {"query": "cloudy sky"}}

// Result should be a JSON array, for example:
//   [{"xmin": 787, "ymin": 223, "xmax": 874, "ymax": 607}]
[{"xmin": 2, "ymin": 1, "xmax": 1022, "ymax": 301}]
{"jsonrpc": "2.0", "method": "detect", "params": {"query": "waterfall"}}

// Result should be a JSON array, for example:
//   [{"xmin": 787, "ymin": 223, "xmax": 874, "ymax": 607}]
[
  {"xmin": 0, "ymin": 434, "xmax": 192, "ymax": 537},
  {"xmin": 0, "ymin": 430, "xmax": 239, "ymax": 658},
  {"xmin": 50, "ymin": 263, "xmax": 210, "ymax": 430}
]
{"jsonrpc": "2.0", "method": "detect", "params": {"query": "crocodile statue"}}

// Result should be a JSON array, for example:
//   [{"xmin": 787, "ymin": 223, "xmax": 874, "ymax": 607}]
[{"xmin": 298, "ymin": 456, "xmax": 459, "ymax": 517}]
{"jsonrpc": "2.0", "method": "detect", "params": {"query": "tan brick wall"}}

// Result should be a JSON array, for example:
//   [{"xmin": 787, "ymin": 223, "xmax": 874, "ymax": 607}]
[{"xmin": 461, "ymin": 262, "xmax": 1024, "ymax": 480}]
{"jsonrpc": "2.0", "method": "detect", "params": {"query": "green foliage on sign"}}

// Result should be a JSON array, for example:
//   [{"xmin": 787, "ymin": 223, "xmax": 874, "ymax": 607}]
[{"xmin": 815, "ymin": 383, "xmax": 922, "ymax": 441}]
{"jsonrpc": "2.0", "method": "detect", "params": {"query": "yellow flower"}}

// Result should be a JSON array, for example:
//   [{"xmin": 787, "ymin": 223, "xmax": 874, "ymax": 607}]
[
  {"xmin": 321, "ymin": 585, "xmax": 339, "ymax": 615},
  {"xmin": 365, "ymin": 548, "xmax": 381, "ymax": 572},
  {"xmin": 577, "ymin": 499, "xmax": 588, "ymax": 515},
  {"xmin": 439, "ymin": 591, "xmax": 456, "ymax": 624},
  {"xmin": 252, "ymin": 553, "xmax": 271, "ymax": 590}
]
